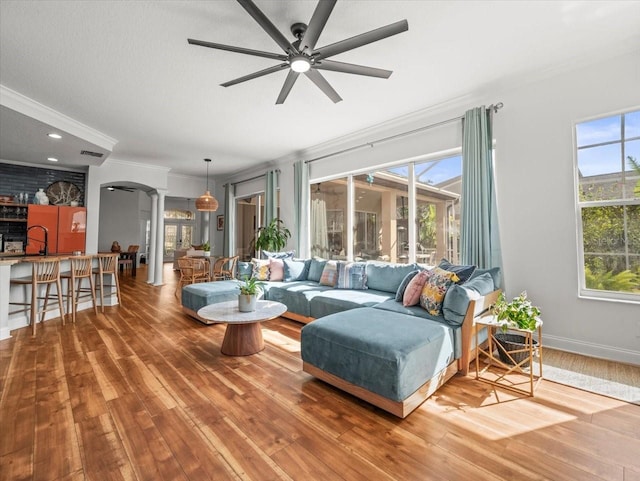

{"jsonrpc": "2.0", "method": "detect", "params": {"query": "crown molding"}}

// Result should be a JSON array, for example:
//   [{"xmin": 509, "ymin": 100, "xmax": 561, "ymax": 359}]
[
  {"xmin": 0, "ymin": 85, "xmax": 117, "ymax": 151},
  {"xmin": 104, "ymin": 157, "xmax": 171, "ymax": 173}
]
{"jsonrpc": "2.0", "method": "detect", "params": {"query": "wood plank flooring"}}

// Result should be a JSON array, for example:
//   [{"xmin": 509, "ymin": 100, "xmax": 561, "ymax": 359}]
[{"xmin": 1, "ymin": 265, "xmax": 639, "ymax": 481}]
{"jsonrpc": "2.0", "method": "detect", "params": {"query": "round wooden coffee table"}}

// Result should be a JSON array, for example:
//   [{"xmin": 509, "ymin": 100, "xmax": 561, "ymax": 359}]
[{"xmin": 197, "ymin": 300, "xmax": 287, "ymax": 356}]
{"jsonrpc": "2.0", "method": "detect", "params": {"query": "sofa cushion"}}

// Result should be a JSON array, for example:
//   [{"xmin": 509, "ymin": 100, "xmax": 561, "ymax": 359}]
[
  {"xmin": 301, "ymin": 307, "xmax": 456, "ymax": 402},
  {"xmin": 309, "ymin": 289, "xmax": 394, "ymax": 319},
  {"xmin": 403, "ymin": 270, "xmax": 430, "ymax": 306},
  {"xmin": 442, "ymin": 272, "xmax": 495, "ymax": 326},
  {"xmin": 365, "ymin": 261, "xmax": 419, "ymax": 294},
  {"xmin": 283, "ymin": 258, "xmax": 311, "ymax": 281},
  {"xmin": 336, "ymin": 261, "xmax": 368, "ymax": 290},
  {"xmin": 319, "ymin": 260, "xmax": 339, "ymax": 286},
  {"xmin": 237, "ymin": 261, "xmax": 252, "ymax": 280},
  {"xmin": 266, "ymin": 281, "xmax": 331, "ymax": 318},
  {"xmin": 419, "ymin": 267, "xmax": 460, "ymax": 316},
  {"xmin": 307, "ymin": 257, "xmax": 327, "ymax": 282},
  {"xmin": 437, "ymin": 258, "xmax": 476, "ymax": 284},
  {"xmin": 395, "ymin": 269, "xmax": 421, "ymax": 301}
]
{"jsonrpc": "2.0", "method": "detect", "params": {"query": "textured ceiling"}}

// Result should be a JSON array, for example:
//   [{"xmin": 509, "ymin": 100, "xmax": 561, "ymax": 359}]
[{"xmin": 1, "ymin": 0, "xmax": 639, "ymax": 177}]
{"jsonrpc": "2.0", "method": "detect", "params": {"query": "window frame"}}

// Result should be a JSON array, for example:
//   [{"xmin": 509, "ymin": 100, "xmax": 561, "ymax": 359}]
[{"xmin": 573, "ymin": 108, "xmax": 640, "ymax": 304}]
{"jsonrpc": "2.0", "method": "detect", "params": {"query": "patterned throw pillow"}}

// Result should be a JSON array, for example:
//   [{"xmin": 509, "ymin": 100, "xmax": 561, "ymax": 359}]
[
  {"xmin": 261, "ymin": 250, "xmax": 295, "ymax": 260},
  {"xmin": 402, "ymin": 270, "xmax": 430, "ymax": 306},
  {"xmin": 319, "ymin": 260, "xmax": 339, "ymax": 287},
  {"xmin": 251, "ymin": 258, "xmax": 270, "ymax": 281},
  {"xmin": 419, "ymin": 267, "xmax": 460, "ymax": 315},
  {"xmin": 336, "ymin": 262, "xmax": 368, "ymax": 290},
  {"xmin": 269, "ymin": 258, "xmax": 285, "ymax": 281}
]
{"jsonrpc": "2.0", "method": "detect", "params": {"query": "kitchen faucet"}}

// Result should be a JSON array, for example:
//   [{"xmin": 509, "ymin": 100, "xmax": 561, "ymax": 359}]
[{"xmin": 26, "ymin": 224, "xmax": 48, "ymax": 256}]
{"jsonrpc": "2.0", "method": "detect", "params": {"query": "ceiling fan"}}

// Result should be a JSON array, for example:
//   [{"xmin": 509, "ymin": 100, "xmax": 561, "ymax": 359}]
[{"xmin": 188, "ymin": 0, "xmax": 408, "ymax": 104}]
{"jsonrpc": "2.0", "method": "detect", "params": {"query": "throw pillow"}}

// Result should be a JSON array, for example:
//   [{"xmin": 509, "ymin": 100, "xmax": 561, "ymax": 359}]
[
  {"xmin": 419, "ymin": 267, "xmax": 460, "ymax": 316},
  {"xmin": 319, "ymin": 260, "xmax": 339, "ymax": 287},
  {"xmin": 307, "ymin": 257, "xmax": 327, "ymax": 282},
  {"xmin": 402, "ymin": 270, "xmax": 430, "ymax": 306},
  {"xmin": 251, "ymin": 258, "xmax": 270, "ymax": 281},
  {"xmin": 336, "ymin": 261, "xmax": 368, "ymax": 290},
  {"xmin": 283, "ymin": 258, "xmax": 311, "ymax": 282},
  {"xmin": 437, "ymin": 258, "xmax": 476, "ymax": 284},
  {"xmin": 395, "ymin": 269, "xmax": 420, "ymax": 302},
  {"xmin": 269, "ymin": 258, "xmax": 285, "ymax": 281},
  {"xmin": 261, "ymin": 250, "xmax": 295, "ymax": 260}
]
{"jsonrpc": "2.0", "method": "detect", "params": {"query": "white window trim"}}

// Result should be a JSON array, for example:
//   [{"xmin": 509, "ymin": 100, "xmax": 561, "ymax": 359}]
[{"xmin": 572, "ymin": 107, "xmax": 640, "ymax": 304}]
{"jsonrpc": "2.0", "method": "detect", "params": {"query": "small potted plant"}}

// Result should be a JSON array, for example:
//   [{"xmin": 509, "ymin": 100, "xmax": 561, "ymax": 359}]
[
  {"xmin": 491, "ymin": 291, "xmax": 541, "ymax": 366},
  {"xmin": 202, "ymin": 241, "xmax": 211, "ymax": 257},
  {"xmin": 237, "ymin": 275, "xmax": 264, "ymax": 312}
]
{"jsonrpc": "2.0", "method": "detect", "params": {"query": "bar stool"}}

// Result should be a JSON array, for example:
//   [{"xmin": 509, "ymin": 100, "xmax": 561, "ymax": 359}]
[
  {"xmin": 93, "ymin": 253, "xmax": 122, "ymax": 312},
  {"xmin": 9, "ymin": 258, "xmax": 66, "ymax": 336},
  {"xmin": 61, "ymin": 255, "xmax": 98, "ymax": 323}
]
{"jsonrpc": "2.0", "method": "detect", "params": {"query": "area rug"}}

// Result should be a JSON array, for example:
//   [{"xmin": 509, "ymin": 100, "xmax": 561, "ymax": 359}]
[{"xmin": 531, "ymin": 349, "xmax": 640, "ymax": 405}]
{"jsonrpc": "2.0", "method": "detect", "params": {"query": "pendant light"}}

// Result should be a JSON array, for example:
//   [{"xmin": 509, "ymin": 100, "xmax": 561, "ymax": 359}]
[{"xmin": 195, "ymin": 158, "xmax": 218, "ymax": 211}]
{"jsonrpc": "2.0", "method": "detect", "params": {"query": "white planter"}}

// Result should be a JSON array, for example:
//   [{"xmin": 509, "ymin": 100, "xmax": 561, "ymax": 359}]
[
  {"xmin": 238, "ymin": 294, "xmax": 257, "ymax": 312},
  {"xmin": 203, "ymin": 251, "xmax": 211, "ymax": 257}
]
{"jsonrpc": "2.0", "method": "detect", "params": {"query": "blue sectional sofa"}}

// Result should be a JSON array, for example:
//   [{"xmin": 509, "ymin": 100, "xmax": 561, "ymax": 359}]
[{"xmin": 181, "ymin": 258, "xmax": 500, "ymax": 418}]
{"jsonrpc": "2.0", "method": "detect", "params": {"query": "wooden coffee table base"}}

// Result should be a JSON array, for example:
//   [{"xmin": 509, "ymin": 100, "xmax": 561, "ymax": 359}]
[{"xmin": 221, "ymin": 322, "xmax": 264, "ymax": 356}]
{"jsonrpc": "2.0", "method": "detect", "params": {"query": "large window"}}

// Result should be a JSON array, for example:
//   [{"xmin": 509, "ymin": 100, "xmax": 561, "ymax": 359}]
[
  {"xmin": 575, "ymin": 109, "xmax": 640, "ymax": 301},
  {"xmin": 310, "ymin": 154, "xmax": 462, "ymax": 264}
]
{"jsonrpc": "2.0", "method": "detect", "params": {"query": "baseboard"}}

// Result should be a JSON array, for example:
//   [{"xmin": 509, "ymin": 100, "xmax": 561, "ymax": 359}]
[{"xmin": 544, "ymin": 334, "xmax": 640, "ymax": 366}]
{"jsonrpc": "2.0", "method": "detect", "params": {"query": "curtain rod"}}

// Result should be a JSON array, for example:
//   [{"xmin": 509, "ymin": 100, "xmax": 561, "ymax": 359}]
[
  {"xmin": 305, "ymin": 102, "xmax": 503, "ymax": 165},
  {"xmin": 224, "ymin": 168, "xmax": 281, "ymax": 187}
]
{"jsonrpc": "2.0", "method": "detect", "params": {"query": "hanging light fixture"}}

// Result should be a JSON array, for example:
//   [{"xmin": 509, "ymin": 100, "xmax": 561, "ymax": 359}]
[{"xmin": 195, "ymin": 158, "xmax": 219, "ymax": 211}]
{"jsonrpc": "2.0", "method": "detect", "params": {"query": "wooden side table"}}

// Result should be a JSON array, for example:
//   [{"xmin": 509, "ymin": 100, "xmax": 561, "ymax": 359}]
[{"xmin": 474, "ymin": 315, "xmax": 543, "ymax": 396}]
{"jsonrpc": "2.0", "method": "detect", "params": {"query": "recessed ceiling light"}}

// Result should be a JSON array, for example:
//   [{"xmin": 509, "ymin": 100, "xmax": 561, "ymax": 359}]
[
  {"xmin": 48, "ymin": 133, "xmax": 62, "ymax": 139},
  {"xmin": 47, "ymin": 157, "xmax": 58, "ymax": 162}
]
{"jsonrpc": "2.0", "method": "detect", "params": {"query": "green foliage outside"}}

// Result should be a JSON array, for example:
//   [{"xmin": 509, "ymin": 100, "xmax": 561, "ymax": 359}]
[
  {"xmin": 581, "ymin": 156, "xmax": 640, "ymax": 294},
  {"xmin": 417, "ymin": 203, "xmax": 437, "ymax": 249}
]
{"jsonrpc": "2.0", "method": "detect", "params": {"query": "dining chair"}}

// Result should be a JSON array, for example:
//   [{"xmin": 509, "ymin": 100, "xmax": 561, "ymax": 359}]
[
  {"xmin": 118, "ymin": 244, "xmax": 139, "ymax": 275},
  {"xmin": 175, "ymin": 257, "xmax": 211, "ymax": 297},
  {"xmin": 221, "ymin": 255, "xmax": 239, "ymax": 280}
]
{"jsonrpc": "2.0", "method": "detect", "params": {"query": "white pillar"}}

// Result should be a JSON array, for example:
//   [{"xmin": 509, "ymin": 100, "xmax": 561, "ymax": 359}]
[
  {"xmin": 147, "ymin": 191, "xmax": 158, "ymax": 284},
  {"xmin": 154, "ymin": 189, "xmax": 166, "ymax": 286},
  {"xmin": 202, "ymin": 211, "xmax": 210, "ymax": 244}
]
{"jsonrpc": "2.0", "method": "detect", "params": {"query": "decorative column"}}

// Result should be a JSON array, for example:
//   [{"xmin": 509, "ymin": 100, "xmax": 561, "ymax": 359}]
[
  {"xmin": 147, "ymin": 191, "xmax": 158, "ymax": 284},
  {"xmin": 154, "ymin": 189, "xmax": 166, "ymax": 286}
]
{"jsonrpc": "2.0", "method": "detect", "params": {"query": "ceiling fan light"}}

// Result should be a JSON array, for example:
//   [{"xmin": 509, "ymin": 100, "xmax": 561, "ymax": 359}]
[{"xmin": 290, "ymin": 56, "xmax": 311, "ymax": 73}]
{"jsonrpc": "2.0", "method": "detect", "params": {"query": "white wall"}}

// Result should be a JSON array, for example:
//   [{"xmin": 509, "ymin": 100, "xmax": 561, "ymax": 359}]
[
  {"xmin": 98, "ymin": 189, "xmax": 150, "ymax": 253},
  {"xmin": 494, "ymin": 51, "xmax": 640, "ymax": 364}
]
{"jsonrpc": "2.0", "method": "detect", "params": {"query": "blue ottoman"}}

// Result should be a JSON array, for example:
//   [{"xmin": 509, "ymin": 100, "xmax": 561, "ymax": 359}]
[
  {"xmin": 301, "ymin": 307, "xmax": 459, "ymax": 417},
  {"xmin": 182, "ymin": 280, "xmax": 244, "ymax": 323}
]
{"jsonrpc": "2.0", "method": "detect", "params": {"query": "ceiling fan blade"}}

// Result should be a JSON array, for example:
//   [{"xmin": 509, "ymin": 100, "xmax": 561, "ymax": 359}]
[
  {"xmin": 237, "ymin": 0, "xmax": 297, "ymax": 54},
  {"xmin": 314, "ymin": 59, "xmax": 392, "ymax": 78},
  {"xmin": 188, "ymin": 38, "xmax": 287, "ymax": 61},
  {"xmin": 300, "ymin": 0, "xmax": 336, "ymax": 52},
  {"xmin": 314, "ymin": 19, "xmax": 408, "ymax": 60},
  {"xmin": 304, "ymin": 69, "xmax": 342, "ymax": 103},
  {"xmin": 276, "ymin": 70, "xmax": 300, "ymax": 104},
  {"xmin": 221, "ymin": 63, "xmax": 289, "ymax": 87}
]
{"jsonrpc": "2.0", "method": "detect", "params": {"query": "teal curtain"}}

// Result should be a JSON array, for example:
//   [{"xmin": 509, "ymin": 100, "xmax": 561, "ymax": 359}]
[
  {"xmin": 460, "ymin": 106, "xmax": 502, "ymax": 278},
  {"xmin": 294, "ymin": 160, "xmax": 309, "ymax": 256},
  {"xmin": 223, "ymin": 183, "xmax": 234, "ymax": 257},
  {"xmin": 264, "ymin": 170, "xmax": 278, "ymax": 225}
]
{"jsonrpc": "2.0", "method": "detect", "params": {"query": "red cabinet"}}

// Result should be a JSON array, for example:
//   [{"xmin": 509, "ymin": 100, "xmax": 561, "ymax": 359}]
[{"xmin": 27, "ymin": 205, "xmax": 86, "ymax": 255}]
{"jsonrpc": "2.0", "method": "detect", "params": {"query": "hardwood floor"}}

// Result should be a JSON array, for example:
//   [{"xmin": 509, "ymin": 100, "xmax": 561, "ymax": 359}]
[{"xmin": 1, "ymin": 264, "xmax": 639, "ymax": 481}]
